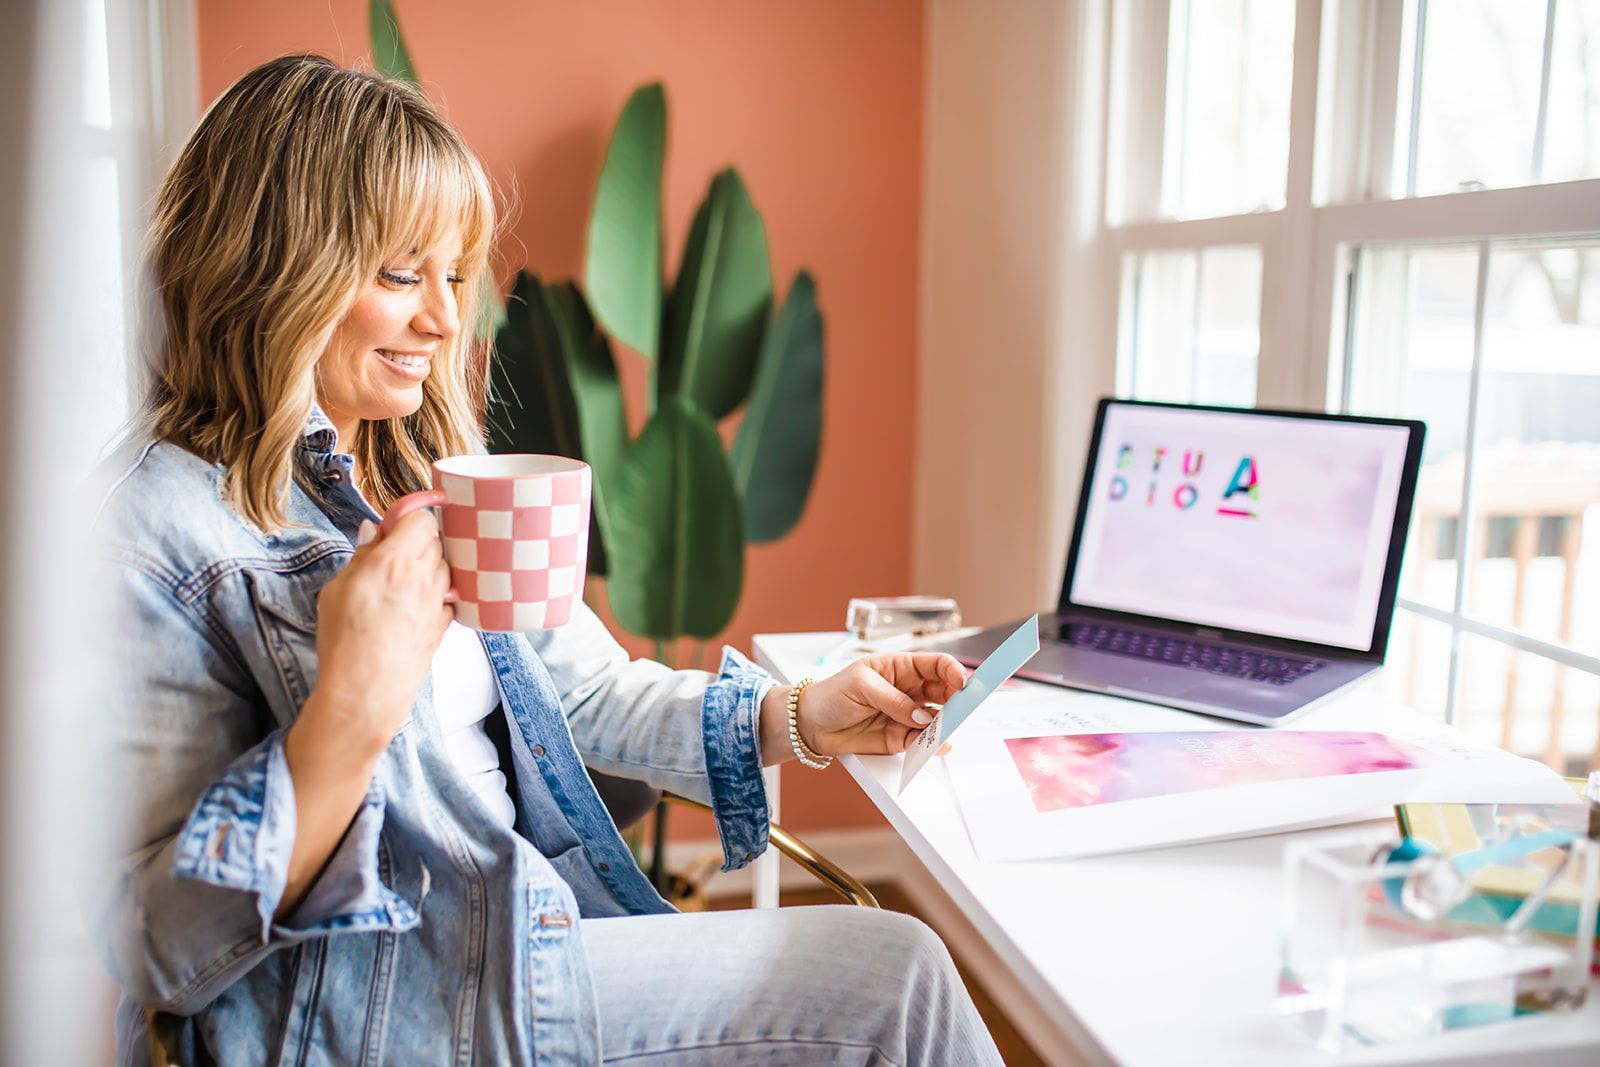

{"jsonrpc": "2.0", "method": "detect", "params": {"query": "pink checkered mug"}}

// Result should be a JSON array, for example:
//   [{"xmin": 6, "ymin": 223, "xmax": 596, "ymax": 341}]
[{"xmin": 380, "ymin": 454, "xmax": 591, "ymax": 632}]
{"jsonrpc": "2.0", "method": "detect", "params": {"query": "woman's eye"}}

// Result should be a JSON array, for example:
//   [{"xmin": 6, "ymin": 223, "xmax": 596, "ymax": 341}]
[
  {"xmin": 447, "ymin": 274, "xmax": 466, "ymax": 286},
  {"xmin": 379, "ymin": 269, "xmax": 421, "ymax": 286}
]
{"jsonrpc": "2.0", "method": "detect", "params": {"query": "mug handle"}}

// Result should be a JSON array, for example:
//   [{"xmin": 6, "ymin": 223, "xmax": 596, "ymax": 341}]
[{"xmin": 375, "ymin": 488, "xmax": 460, "ymax": 604}]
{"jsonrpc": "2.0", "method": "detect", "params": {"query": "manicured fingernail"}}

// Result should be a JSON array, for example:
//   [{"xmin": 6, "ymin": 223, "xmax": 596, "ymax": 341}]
[
  {"xmin": 912, "ymin": 708, "xmax": 933, "ymax": 726},
  {"xmin": 356, "ymin": 520, "xmax": 377, "ymax": 546}
]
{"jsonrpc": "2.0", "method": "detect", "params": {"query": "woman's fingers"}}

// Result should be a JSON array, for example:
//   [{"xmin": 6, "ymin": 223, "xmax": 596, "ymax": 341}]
[
  {"xmin": 385, "ymin": 508, "xmax": 443, "ymax": 560},
  {"xmin": 853, "ymin": 665, "xmax": 923, "ymax": 730},
  {"xmin": 862, "ymin": 651, "xmax": 969, "ymax": 700},
  {"xmin": 925, "ymin": 652, "xmax": 969, "ymax": 693},
  {"xmin": 884, "ymin": 720, "xmax": 915, "ymax": 754}
]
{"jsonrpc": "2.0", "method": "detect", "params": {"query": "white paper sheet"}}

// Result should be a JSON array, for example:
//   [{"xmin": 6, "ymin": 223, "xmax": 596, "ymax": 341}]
[{"xmin": 940, "ymin": 685, "xmax": 1581, "ymax": 861}]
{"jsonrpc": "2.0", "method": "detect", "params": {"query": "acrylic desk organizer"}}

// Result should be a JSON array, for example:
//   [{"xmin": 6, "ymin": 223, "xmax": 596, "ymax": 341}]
[{"xmin": 1275, "ymin": 825, "xmax": 1598, "ymax": 1052}]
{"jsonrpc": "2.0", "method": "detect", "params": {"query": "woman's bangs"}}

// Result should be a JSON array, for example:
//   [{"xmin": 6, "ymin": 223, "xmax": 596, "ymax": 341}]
[{"xmin": 370, "ymin": 136, "xmax": 493, "ymax": 272}]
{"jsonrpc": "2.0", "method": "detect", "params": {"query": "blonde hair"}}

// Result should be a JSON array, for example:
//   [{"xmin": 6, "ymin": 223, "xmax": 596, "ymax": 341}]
[{"xmin": 143, "ymin": 53, "xmax": 496, "ymax": 530}]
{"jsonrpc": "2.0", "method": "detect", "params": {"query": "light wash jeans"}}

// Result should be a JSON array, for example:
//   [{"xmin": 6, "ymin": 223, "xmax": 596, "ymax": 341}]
[{"xmin": 582, "ymin": 905, "xmax": 1005, "ymax": 1065}]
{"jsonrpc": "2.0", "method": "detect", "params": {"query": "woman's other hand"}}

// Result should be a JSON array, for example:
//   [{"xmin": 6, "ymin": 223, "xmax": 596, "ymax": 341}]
[
  {"xmin": 304, "ymin": 510, "xmax": 453, "ymax": 752},
  {"xmin": 773, "ymin": 652, "xmax": 968, "ymax": 759}
]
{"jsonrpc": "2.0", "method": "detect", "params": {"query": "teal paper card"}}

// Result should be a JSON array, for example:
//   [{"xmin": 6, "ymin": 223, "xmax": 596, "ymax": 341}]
[{"xmin": 898, "ymin": 614, "xmax": 1040, "ymax": 793}]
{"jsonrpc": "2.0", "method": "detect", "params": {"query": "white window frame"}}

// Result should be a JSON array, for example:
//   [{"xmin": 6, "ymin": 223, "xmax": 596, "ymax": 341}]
[
  {"xmin": 1089, "ymin": 0, "xmax": 1600, "ymax": 728},
  {"xmin": 0, "ymin": 3, "xmax": 197, "ymax": 1060},
  {"xmin": 95, "ymin": 0, "xmax": 199, "ymax": 424}
]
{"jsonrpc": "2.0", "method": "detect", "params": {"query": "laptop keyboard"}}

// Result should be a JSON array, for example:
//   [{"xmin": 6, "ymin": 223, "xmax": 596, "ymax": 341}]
[{"xmin": 1059, "ymin": 623, "xmax": 1325, "ymax": 686}]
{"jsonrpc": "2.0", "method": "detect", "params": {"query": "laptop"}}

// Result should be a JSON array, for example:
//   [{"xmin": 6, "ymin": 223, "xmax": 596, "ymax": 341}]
[{"xmin": 931, "ymin": 398, "xmax": 1426, "ymax": 725}]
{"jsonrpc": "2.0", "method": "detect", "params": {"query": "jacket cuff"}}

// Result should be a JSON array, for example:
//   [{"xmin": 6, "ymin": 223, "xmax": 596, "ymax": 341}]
[
  {"xmin": 701, "ymin": 646, "xmax": 774, "ymax": 872},
  {"xmin": 171, "ymin": 731, "xmax": 418, "ymax": 940}
]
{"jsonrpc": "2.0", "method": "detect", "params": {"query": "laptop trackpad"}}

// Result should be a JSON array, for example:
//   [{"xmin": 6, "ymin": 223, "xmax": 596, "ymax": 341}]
[{"xmin": 1175, "ymin": 676, "xmax": 1296, "ymax": 707}]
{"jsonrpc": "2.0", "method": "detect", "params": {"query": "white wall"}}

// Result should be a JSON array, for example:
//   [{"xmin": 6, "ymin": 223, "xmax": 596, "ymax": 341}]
[{"xmin": 915, "ymin": 0, "xmax": 1115, "ymax": 626}]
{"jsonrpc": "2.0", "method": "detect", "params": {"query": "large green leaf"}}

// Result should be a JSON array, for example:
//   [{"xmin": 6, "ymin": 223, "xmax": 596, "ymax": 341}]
[
  {"xmin": 369, "ymin": 0, "xmax": 419, "ymax": 86},
  {"xmin": 730, "ymin": 271, "xmax": 824, "ymax": 543},
  {"xmin": 658, "ymin": 169, "xmax": 772, "ymax": 419},
  {"xmin": 487, "ymin": 273, "xmax": 578, "ymax": 457},
  {"xmin": 585, "ymin": 83, "xmax": 666, "ymax": 362},
  {"xmin": 606, "ymin": 396, "xmax": 744, "ymax": 640},
  {"xmin": 485, "ymin": 272, "xmax": 617, "ymax": 575},
  {"xmin": 544, "ymin": 281, "xmax": 627, "ymax": 560}
]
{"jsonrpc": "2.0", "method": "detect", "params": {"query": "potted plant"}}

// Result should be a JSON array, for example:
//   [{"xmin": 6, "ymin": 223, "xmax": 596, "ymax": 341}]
[{"xmin": 373, "ymin": 1, "xmax": 826, "ymax": 670}]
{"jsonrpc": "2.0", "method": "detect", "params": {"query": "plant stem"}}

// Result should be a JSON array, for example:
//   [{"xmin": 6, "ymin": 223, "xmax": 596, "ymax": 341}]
[
  {"xmin": 691, "ymin": 639, "xmax": 707, "ymax": 672},
  {"xmin": 654, "ymin": 638, "xmax": 676, "ymax": 670}
]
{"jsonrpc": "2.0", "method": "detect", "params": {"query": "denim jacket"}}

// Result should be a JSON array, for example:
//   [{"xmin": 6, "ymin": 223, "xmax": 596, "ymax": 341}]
[{"xmin": 89, "ymin": 408, "xmax": 775, "ymax": 1066}]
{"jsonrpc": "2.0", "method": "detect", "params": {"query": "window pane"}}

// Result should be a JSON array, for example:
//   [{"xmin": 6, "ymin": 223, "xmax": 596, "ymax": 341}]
[
  {"xmin": 1163, "ymin": 0, "xmax": 1295, "ymax": 218},
  {"xmin": 1455, "ymin": 633, "xmax": 1600, "ymax": 775},
  {"xmin": 83, "ymin": 0, "xmax": 112, "ymax": 130},
  {"xmin": 1411, "ymin": 1, "xmax": 1547, "ymax": 195},
  {"xmin": 1372, "ymin": 608, "xmax": 1454, "ymax": 722},
  {"xmin": 1405, "ymin": 1, "xmax": 1600, "ymax": 194},
  {"xmin": 1543, "ymin": 1, "xmax": 1600, "ymax": 184},
  {"xmin": 1121, "ymin": 247, "xmax": 1260, "ymax": 406},
  {"xmin": 1468, "ymin": 242, "xmax": 1600, "ymax": 654},
  {"xmin": 80, "ymin": 156, "xmax": 131, "ymax": 480},
  {"xmin": 1345, "ymin": 245, "xmax": 1480, "ymax": 611}
]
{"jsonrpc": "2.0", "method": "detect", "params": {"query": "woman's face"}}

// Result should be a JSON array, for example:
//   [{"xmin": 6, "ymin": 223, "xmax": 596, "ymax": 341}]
[{"xmin": 317, "ymin": 239, "xmax": 464, "ymax": 442}]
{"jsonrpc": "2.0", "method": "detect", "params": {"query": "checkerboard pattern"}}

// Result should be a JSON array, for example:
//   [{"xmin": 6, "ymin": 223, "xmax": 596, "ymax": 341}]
[{"xmin": 434, "ymin": 465, "xmax": 591, "ymax": 632}]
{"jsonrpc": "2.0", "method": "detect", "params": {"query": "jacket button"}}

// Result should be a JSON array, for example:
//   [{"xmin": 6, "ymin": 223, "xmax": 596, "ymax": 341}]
[
  {"xmin": 532, "ymin": 744, "xmax": 546, "ymax": 757},
  {"xmin": 597, "ymin": 862, "xmax": 610, "ymax": 873}
]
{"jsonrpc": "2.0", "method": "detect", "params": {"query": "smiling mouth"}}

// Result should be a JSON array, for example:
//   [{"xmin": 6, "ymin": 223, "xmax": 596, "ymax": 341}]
[{"xmin": 376, "ymin": 349, "xmax": 432, "ymax": 381}]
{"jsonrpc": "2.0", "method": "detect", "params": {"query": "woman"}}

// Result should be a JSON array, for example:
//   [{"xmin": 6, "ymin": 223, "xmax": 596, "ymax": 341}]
[{"xmin": 91, "ymin": 54, "xmax": 1003, "ymax": 1065}]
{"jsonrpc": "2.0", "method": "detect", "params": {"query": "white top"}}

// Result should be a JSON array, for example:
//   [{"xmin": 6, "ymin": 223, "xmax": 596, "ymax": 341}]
[{"xmin": 431, "ymin": 622, "xmax": 517, "ymax": 827}]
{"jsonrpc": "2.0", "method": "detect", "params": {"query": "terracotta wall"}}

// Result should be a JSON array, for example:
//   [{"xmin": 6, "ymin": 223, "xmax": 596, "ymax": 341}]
[{"xmin": 197, "ymin": 0, "xmax": 924, "ymax": 834}]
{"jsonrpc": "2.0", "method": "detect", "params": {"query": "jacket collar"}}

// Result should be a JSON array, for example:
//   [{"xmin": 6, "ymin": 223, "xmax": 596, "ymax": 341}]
[{"xmin": 301, "ymin": 402, "xmax": 340, "ymax": 456}]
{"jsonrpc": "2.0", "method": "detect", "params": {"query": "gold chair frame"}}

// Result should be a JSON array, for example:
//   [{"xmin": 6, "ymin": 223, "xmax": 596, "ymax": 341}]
[{"xmin": 662, "ymin": 794, "xmax": 880, "ymax": 909}]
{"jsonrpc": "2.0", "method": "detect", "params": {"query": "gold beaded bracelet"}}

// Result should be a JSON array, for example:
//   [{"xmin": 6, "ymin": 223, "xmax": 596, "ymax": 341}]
[{"xmin": 786, "ymin": 678, "xmax": 832, "ymax": 769}]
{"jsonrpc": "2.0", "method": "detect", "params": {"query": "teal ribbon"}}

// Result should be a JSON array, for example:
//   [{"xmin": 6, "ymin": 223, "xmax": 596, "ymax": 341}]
[{"xmin": 1381, "ymin": 828, "xmax": 1577, "ymax": 914}]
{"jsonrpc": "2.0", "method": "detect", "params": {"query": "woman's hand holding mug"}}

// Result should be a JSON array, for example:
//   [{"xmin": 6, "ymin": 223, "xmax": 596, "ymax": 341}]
[
  {"xmin": 306, "ymin": 508, "xmax": 454, "ymax": 753},
  {"xmin": 276, "ymin": 507, "xmax": 452, "ymax": 918},
  {"xmin": 296, "ymin": 450, "xmax": 592, "ymax": 758}
]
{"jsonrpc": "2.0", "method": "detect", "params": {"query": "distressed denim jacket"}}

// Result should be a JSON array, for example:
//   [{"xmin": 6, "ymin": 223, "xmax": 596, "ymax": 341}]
[{"xmin": 89, "ymin": 408, "xmax": 775, "ymax": 1066}]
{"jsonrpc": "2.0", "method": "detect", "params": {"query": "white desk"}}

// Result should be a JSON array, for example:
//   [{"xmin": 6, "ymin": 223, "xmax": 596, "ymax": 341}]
[{"xmin": 754, "ymin": 631, "xmax": 1600, "ymax": 1067}]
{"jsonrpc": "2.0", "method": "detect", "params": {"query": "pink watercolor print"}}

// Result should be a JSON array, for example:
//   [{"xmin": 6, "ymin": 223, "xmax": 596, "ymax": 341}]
[{"xmin": 1004, "ymin": 731, "xmax": 1433, "ymax": 813}]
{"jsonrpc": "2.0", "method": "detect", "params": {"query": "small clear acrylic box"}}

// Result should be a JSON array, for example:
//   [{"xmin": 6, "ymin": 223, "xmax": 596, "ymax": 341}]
[{"xmin": 1275, "ymin": 825, "xmax": 1598, "ymax": 1052}]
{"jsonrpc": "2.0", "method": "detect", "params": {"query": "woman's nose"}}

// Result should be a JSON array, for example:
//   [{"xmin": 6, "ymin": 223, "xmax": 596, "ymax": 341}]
[{"xmin": 415, "ymin": 277, "xmax": 461, "ymax": 341}]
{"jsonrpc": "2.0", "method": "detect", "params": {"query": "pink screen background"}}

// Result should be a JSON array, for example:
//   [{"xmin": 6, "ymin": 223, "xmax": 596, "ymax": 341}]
[{"xmin": 1070, "ymin": 406, "xmax": 1411, "ymax": 650}]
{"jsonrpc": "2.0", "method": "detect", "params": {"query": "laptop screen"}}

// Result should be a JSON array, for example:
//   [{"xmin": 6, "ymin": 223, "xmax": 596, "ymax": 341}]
[{"xmin": 1067, "ymin": 401, "xmax": 1421, "ymax": 652}]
